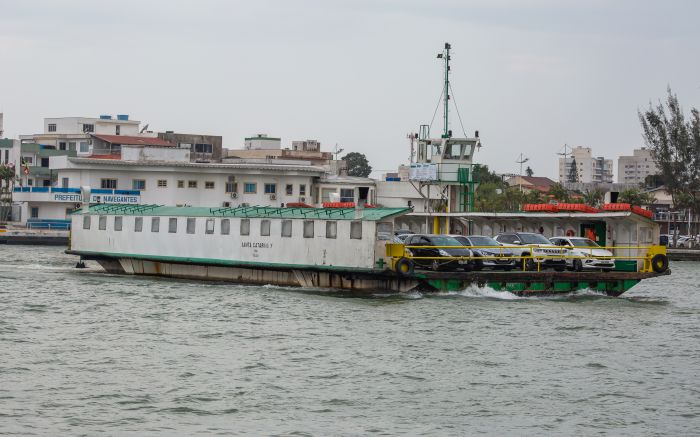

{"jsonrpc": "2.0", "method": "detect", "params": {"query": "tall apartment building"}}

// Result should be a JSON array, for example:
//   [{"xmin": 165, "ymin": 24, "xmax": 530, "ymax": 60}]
[
  {"xmin": 617, "ymin": 147, "xmax": 658, "ymax": 185},
  {"xmin": 558, "ymin": 146, "xmax": 613, "ymax": 183}
]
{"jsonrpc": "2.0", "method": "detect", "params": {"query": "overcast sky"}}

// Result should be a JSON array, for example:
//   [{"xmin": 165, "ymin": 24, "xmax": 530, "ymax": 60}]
[{"xmin": 1, "ymin": 0, "xmax": 699, "ymax": 178}]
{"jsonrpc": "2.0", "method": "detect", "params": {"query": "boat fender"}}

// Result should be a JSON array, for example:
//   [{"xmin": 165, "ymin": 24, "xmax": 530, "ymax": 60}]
[
  {"xmin": 650, "ymin": 254, "xmax": 669, "ymax": 273},
  {"xmin": 395, "ymin": 257, "xmax": 415, "ymax": 276}
]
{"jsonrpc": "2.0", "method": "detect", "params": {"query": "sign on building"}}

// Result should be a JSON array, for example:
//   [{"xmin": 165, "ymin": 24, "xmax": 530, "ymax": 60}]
[{"xmin": 409, "ymin": 163, "xmax": 438, "ymax": 181}]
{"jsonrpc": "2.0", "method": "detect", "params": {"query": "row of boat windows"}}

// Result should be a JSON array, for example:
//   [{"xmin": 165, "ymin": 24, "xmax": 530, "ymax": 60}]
[{"xmin": 83, "ymin": 215, "xmax": 363, "ymax": 239}]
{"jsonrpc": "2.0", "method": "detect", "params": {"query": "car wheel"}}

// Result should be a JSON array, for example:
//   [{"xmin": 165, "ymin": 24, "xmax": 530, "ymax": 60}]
[
  {"xmin": 431, "ymin": 260, "xmax": 440, "ymax": 271},
  {"xmin": 573, "ymin": 259, "xmax": 583, "ymax": 272},
  {"xmin": 525, "ymin": 258, "xmax": 537, "ymax": 271},
  {"xmin": 472, "ymin": 257, "xmax": 483, "ymax": 271}
]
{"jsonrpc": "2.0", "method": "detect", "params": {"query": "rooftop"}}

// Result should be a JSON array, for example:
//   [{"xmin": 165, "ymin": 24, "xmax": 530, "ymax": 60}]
[
  {"xmin": 92, "ymin": 134, "xmax": 174, "ymax": 147},
  {"xmin": 79, "ymin": 204, "xmax": 411, "ymax": 221}
]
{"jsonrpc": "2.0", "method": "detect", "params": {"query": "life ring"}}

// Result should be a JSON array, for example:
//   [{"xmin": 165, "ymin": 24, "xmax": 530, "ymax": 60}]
[
  {"xmin": 395, "ymin": 257, "xmax": 415, "ymax": 277},
  {"xmin": 650, "ymin": 254, "xmax": 669, "ymax": 273}
]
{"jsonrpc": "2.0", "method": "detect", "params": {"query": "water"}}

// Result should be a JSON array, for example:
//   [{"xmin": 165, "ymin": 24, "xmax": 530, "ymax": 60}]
[{"xmin": 1, "ymin": 245, "xmax": 699, "ymax": 436}]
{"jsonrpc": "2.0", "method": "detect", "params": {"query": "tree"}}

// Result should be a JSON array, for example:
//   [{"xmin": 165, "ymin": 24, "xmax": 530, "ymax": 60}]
[
  {"xmin": 341, "ymin": 152, "xmax": 372, "ymax": 177},
  {"xmin": 548, "ymin": 182, "xmax": 570, "ymax": 203},
  {"xmin": 618, "ymin": 188, "xmax": 656, "ymax": 206},
  {"xmin": 525, "ymin": 166, "xmax": 534, "ymax": 177},
  {"xmin": 567, "ymin": 158, "xmax": 579, "ymax": 183},
  {"xmin": 582, "ymin": 188, "xmax": 605, "ymax": 208},
  {"xmin": 473, "ymin": 164, "xmax": 504, "ymax": 186},
  {"xmin": 639, "ymin": 87, "xmax": 700, "ymax": 241},
  {"xmin": 0, "ymin": 163, "xmax": 16, "ymax": 221}
]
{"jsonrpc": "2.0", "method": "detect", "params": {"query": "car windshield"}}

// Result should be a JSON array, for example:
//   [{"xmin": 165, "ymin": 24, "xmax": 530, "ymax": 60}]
[
  {"xmin": 467, "ymin": 236, "xmax": 500, "ymax": 247},
  {"xmin": 569, "ymin": 238, "xmax": 600, "ymax": 247},
  {"xmin": 430, "ymin": 236, "xmax": 463, "ymax": 247},
  {"xmin": 519, "ymin": 233, "xmax": 552, "ymax": 244}
]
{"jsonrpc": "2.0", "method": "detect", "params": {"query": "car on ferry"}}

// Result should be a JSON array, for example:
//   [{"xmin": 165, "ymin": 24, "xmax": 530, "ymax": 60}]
[
  {"xmin": 403, "ymin": 234, "xmax": 473, "ymax": 271},
  {"xmin": 449, "ymin": 235, "xmax": 516, "ymax": 271},
  {"xmin": 494, "ymin": 232, "xmax": 568, "ymax": 271},
  {"xmin": 549, "ymin": 236, "xmax": 616, "ymax": 271}
]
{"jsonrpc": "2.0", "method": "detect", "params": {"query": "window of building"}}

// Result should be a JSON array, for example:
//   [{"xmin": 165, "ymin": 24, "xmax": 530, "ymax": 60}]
[
  {"xmin": 31, "ymin": 207, "xmax": 39, "ymax": 219},
  {"xmin": 264, "ymin": 183, "xmax": 276, "ymax": 194},
  {"xmin": 65, "ymin": 208, "xmax": 73, "ymax": 217},
  {"xmin": 188, "ymin": 180, "xmax": 197, "ymax": 188},
  {"xmin": 27, "ymin": 179, "xmax": 33, "ymax": 186},
  {"xmin": 326, "ymin": 221, "xmax": 337, "ymax": 239},
  {"xmin": 168, "ymin": 218, "xmax": 177, "ymax": 233},
  {"xmin": 48, "ymin": 123, "xmax": 56, "ymax": 132},
  {"xmin": 23, "ymin": 156, "xmax": 33, "ymax": 164},
  {"xmin": 177, "ymin": 180, "xmax": 185, "ymax": 188},
  {"xmin": 99, "ymin": 216, "xmax": 107, "ymax": 230},
  {"xmin": 151, "ymin": 217, "xmax": 160, "ymax": 232},
  {"xmin": 321, "ymin": 188, "xmax": 335, "ymax": 203},
  {"xmin": 303, "ymin": 221, "xmax": 314, "ymax": 238},
  {"xmin": 42, "ymin": 179, "xmax": 51, "ymax": 187},
  {"xmin": 40, "ymin": 158, "xmax": 49, "ymax": 168},
  {"xmin": 134, "ymin": 217, "xmax": 143, "ymax": 232},
  {"xmin": 205, "ymin": 218, "xmax": 215, "ymax": 234},
  {"xmin": 101, "ymin": 179, "xmax": 117, "ymax": 189},
  {"xmin": 83, "ymin": 215, "xmax": 91, "ymax": 229},
  {"xmin": 157, "ymin": 180, "xmax": 167, "ymax": 188},
  {"xmin": 186, "ymin": 217, "xmax": 196, "ymax": 234},
  {"xmin": 115, "ymin": 125, "xmax": 121, "ymax": 136},
  {"xmin": 62, "ymin": 178, "xmax": 69, "ymax": 188},
  {"xmin": 194, "ymin": 143, "xmax": 213, "ymax": 154},
  {"xmin": 133, "ymin": 179, "xmax": 146, "ymax": 190},
  {"xmin": 225, "ymin": 181, "xmax": 237, "ymax": 193},
  {"xmin": 221, "ymin": 219, "xmax": 230, "ymax": 235},
  {"xmin": 286, "ymin": 184, "xmax": 293, "ymax": 196},
  {"xmin": 260, "ymin": 219, "xmax": 270, "ymax": 236},
  {"xmin": 79, "ymin": 142, "xmax": 88, "ymax": 153},
  {"xmin": 59, "ymin": 142, "xmax": 67, "ymax": 151},
  {"xmin": 205, "ymin": 181, "xmax": 215, "ymax": 189},
  {"xmin": 350, "ymin": 221, "xmax": 362, "ymax": 239},
  {"xmin": 340, "ymin": 188, "xmax": 354, "ymax": 203},
  {"xmin": 244, "ymin": 183, "xmax": 256, "ymax": 194},
  {"xmin": 114, "ymin": 216, "xmax": 123, "ymax": 231},
  {"xmin": 281, "ymin": 220, "xmax": 292, "ymax": 237},
  {"xmin": 240, "ymin": 219, "xmax": 250, "ymax": 236},
  {"xmin": 82, "ymin": 123, "xmax": 94, "ymax": 133}
]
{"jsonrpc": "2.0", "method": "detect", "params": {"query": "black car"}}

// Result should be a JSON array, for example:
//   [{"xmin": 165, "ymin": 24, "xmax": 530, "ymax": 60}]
[
  {"xmin": 403, "ymin": 234, "xmax": 473, "ymax": 271},
  {"xmin": 451, "ymin": 235, "xmax": 516, "ymax": 270}
]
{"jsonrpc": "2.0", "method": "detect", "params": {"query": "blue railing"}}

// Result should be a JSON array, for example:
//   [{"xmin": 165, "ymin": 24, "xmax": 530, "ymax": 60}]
[
  {"xmin": 13, "ymin": 187, "xmax": 140, "ymax": 195},
  {"xmin": 26, "ymin": 218, "xmax": 71, "ymax": 230}
]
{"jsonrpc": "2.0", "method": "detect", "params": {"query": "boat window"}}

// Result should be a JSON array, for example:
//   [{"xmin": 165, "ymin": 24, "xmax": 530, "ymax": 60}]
[
  {"xmin": 240, "ymin": 219, "xmax": 250, "ymax": 236},
  {"xmin": 169, "ymin": 218, "xmax": 177, "ymax": 233},
  {"xmin": 260, "ymin": 219, "xmax": 270, "ymax": 236},
  {"xmin": 221, "ymin": 219, "xmax": 230, "ymax": 235},
  {"xmin": 281, "ymin": 220, "xmax": 292, "ymax": 238},
  {"xmin": 205, "ymin": 218, "xmax": 215, "ymax": 234},
  {"xmin": 303, "ymin": 220, "xmax": 314, "ymax": 238},
  {"xmin": 99, "ymin": 215, "xmax": 107, "ymax": 230},
  {"xmin": 151, "ymin": 217, "xmax": 160, "ymax": 233},
  {"xmin": 350, "ymin": 221, "xmax": 362, "ymax": 239},
  {"xmin": 134, "ymin": 217, "xmax": 143, "ymax": 232},
  {"xmin": 83, "ymin": 215, "xmax": 91, "ymax": 229},
  {"xmin": 114, "ymin": 216, "xmax": 123, "ymax": 231},
  {"xmin": 326, "ymin": 221, "xmax": 337, "ymax": 239},
  {"xmin": 187, "ymin": 217, "xmax": 196, "ymax": 234}
]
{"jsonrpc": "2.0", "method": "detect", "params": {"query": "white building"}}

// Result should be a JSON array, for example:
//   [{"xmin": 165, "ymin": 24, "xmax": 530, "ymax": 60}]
[
  {"xmin": 244, "ymin": 134, "xmax": 281, "ymax": 150},
  {"xmin": 558, "ymin": 146, "xmax": 613, "ymax": 183},
  {"xmin": 617, "ymin": 147, "xmax": 658, "ymax": 184}
]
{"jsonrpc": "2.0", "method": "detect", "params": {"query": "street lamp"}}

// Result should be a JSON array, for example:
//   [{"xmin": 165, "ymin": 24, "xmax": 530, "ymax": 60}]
[{"xmin": 516, "ymin": 153, "xmax": 529, "ymax": 193}]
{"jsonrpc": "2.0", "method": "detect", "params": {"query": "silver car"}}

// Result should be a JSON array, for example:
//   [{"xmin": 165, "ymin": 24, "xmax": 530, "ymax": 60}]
[{"xmin": 549, "ymin": 237, "xmax": 615, "ymax": 271}]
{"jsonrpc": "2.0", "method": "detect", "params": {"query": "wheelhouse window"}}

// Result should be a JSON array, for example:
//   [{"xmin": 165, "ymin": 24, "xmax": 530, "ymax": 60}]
[
  {"xmin": 186, "ymin": 218, "xmax": 196, "ymax": 234},
  {"xmin": 114, "ymin": 216, "xmax": 123, "ymax": 231},
  {"xmin": 168, "ymin": 218, "xmax": 178, "ymax": 233},
  {"xmin": 101, "ymin": 179, "xmax": 117, "ymax": 189},
  {"xmin": 303, "ymin": 221, "xmax": 314, "ymax": 238},
  {"xmin": 285, "ymin": 184, "xmax": 293, "ymax": 196},
  {"xmin": 281, "ymin": 220, "xmax": 292, "ymax": 237},
  {"xmin": 98, "ymin": 216, "xmax": 107, "ymax": 230},
  {"xmin": 260, "ymin": 219, "xmax": 270, "ymax": 236},
  {"xmin": 264, "ymin": 183, "xmax": 276, "ymax": 194},
  {"xmin": 158, "ymin": 180, "xmax": 168, "ymax": 188},
  {"xmin": 83, "ymin": 215, "xmax": 91, "ymax": 229},
  {"xmin": 326, "ymin": 221, "xmax": 337, "ymax": 239},
  {"xmin": 350, "ymin": 221, "xmax": 362, "ymax": 239},
  {"xmin": 205, "ymin": 219, "xmax": 215, "ymax": 234},
  {"xmin": 132, "ymin": 179, "xmax": 146, "ymax": 190},
  {"xmin": 240, "ymin": 219, "xmax": 250, "ymax": 236},
  {"xmin": 205, "ymin": 181, "xmax": 215, "ymax": 189},
  {"xmin": 151, "ymin": 217, "xmax": 160, "ymax": 232},
  {"xmin": 244, "ymin": 183, "xmax": 256, "ymax": 194},
  {"xmin": 134, "ymin": 217, "xmax": 143, "ymax": 232},
  {"xmin": 221, "ymin": 219, "xmax": 230, "ymax": 235}
]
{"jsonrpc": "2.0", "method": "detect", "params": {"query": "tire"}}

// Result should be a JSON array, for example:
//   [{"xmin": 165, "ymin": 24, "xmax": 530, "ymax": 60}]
[
  {"xmin": 573, "ymin": 259, "xmax": 583, "ymax": 272},
  {"xmin": 525, "ymin": 258, "xmax": 537, "ymax": 271},
  {"xmin": 651, "ymin": 254, "xmax": 669, "ymax": 273},
  {"xmin": 395, "ymin": 257, "xmax": 414, "ymax": 276},
  {"xmin": 472, "ymin": 256, "xmax": 483, "ymax": 271}
]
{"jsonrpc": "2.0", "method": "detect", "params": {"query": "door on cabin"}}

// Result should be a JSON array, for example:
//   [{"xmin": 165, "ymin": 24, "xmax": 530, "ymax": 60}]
[{"xmin": 580, "ymin": 222, "xmax": 606, "ymax": 247}]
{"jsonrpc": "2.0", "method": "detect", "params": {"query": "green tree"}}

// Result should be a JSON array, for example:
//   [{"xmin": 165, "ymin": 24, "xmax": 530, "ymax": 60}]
[
  {"xmin": 618, "ymin": 188, "xmax": 656, "ymax": 206},
  {"xmin": 473, "ymin": 164, "xmax": 504, "ymax": 186},
  {"xmin": 341, "ymin": 152, "xmax": 372, "ymax": 177},
  {"xmin": 567, "ymin": 158, "xmax": 579, "ymax": 183},
  {"xmin": 639, "ymin": 87, "xmax": 700, "ymax": 241},
  {"xmin": 525, "ymin": 166, "xmax": 534, "ymax": 177},
  {"xmin": 582, "ymin": 188, "xmax": 605, "ymax": 208},
  {"xmin": 548, "ymin": 182, "xmax": 570, "ymax": 203},
  {"xmin": 0, "ymin": 164, "xmax": 16, "ymax": 221}
]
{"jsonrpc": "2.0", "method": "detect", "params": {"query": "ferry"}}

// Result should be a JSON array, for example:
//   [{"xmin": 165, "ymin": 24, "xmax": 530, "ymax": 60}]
[{"xmin": 67, "ymin": 187, "xmax": 669, "ymax": 296}]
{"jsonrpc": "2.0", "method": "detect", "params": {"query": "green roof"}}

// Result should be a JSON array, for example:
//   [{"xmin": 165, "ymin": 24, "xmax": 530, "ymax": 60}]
[{"xmin": 80, "ymin": 204, "xmax": 410, "ymax": 221}]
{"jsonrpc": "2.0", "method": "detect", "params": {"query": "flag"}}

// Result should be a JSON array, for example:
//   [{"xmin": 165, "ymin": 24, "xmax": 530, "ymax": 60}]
[{"xmin": 21, "ymin": 159, "xmax": 29, "ymax": 175}]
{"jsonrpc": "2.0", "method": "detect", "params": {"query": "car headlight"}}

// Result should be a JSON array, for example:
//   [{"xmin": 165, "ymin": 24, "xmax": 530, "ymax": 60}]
[{"xmin": 438, "ymin": 249, "xmax": 450, "ymax": 257}]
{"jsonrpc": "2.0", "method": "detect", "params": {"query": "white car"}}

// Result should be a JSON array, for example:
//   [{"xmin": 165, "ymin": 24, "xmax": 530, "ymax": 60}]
[{"xmin": 549, "ymin": 237, "xmax": 615, "ymax": 271}]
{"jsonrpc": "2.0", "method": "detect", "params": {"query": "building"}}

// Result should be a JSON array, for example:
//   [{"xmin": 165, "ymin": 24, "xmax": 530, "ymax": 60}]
[
  {"xmin": 226, "ymin": 137, "xmax": 337, "ymax": 169},
  {"xmin": 505, "ymin": 175, "xmax": 558, "ymax": 194},
  {"xmin": 291, "ymin": 139, "xmax": 320, "ymax": 152},
  {"xmin": 244, "ymin": 134, "xmax": 281, "ymax": 150},
  {"xmin": 617, "ymin": 147, "xmax": 658, "ymax": 185},
  {"xmin": 558, "ymin": 146, "xmax": 613, "ymax": 183},
  {"xmin": 157, "ymin": 131, "xmax": 223, "ymax": 162}
]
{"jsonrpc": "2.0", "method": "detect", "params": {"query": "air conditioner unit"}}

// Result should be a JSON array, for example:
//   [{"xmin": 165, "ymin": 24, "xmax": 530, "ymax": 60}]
[
  {"xmin": 298, "ymin": 197, "xmax": 306, "ymax": 203},
  {"xmin": 231, "ymin": 192, "xmax": 238, "ymax": 199},
  {"xmin": 222, "ymin": 201, "xmax": 231, "ymax": 207},
  {"xmin": 269, "ymin": 194, "xmax": 277, "ymax": 201}
]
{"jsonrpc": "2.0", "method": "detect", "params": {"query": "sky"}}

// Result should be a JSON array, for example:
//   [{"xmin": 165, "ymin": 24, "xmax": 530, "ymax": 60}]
[{"xmin": 1, "ymin": 0, "xmax": 699, "ymax": 179}]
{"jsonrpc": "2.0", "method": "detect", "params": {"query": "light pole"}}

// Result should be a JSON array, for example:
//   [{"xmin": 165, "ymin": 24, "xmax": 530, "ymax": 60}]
[{"xmin": 516, "ymin": 153, "xmax": 529, "ymax": 193}]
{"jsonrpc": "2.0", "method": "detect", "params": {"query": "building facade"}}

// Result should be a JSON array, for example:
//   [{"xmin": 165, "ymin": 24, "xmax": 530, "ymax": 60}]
[
  {"xmin": 558, "ymin": 146, "xmax": 613, "ymax": 183},
  {"xmin": 617, "ymin": 147, "xmax": 658, "ymax": 185},
  {"xmin": 157, "ymin": 131, "xmax": 223, "ymax": 162}
]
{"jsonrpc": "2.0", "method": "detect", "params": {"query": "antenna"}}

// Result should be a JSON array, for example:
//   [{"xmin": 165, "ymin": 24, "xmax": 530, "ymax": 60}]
[
  {"xmin": 437, "ymin": 42, "xmax": 452, "ymax": 138},
  {"xmin": 406, "ymin": 132, "xmax": 416, "ymax": 163},
  {"xmin": 333, "ymin": 143, "xmax": 344, "ymax": 160},
  {"xmin": 516, "ymin": 153, "xmax": 530, "ymax": 193}
]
